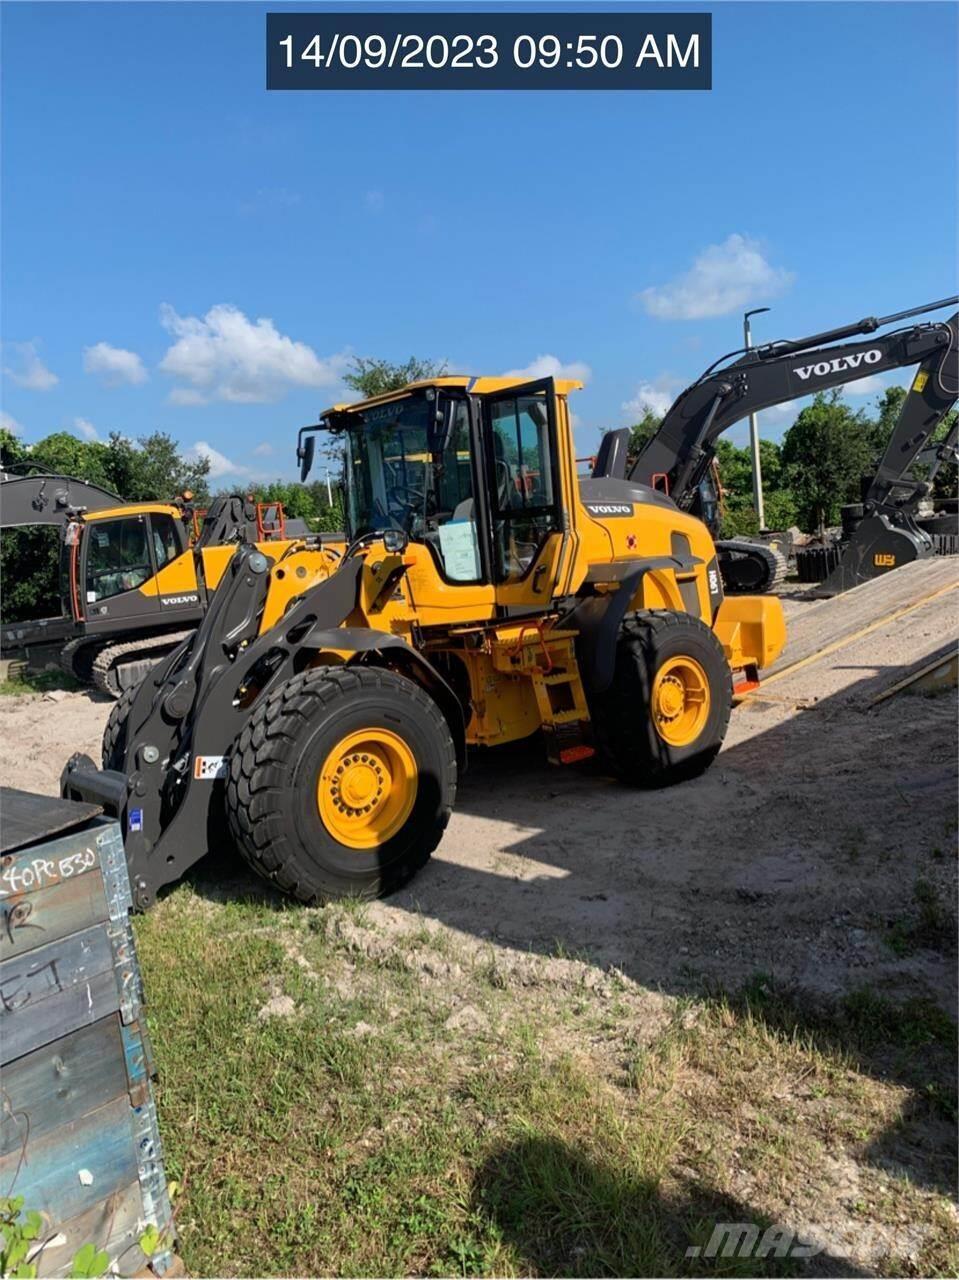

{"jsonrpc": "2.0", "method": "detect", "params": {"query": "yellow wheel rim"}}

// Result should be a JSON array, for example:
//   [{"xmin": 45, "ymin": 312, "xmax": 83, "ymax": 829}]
[
  {"xmin": 651, "ymin": 655, "xmax": 711, "ymax": 747},
  {"xmin": 317, "ymin": 728, "xmax": 418, "ymax": 849}
]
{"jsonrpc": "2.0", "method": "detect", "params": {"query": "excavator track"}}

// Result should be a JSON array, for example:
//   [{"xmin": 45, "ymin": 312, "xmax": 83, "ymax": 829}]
[
  {"xmin": 716, "ymin": 540, "xmax": 788, "ymax": 594},
  {"xmin": 91, "ymin": 631, "xmax": 194, "ymax": 698},
  {"xmin": 60, "ymin": 637, "xmax": 99, "ymax": 684}
]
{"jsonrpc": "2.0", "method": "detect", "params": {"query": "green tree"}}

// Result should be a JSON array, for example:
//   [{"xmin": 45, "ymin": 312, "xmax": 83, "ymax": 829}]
[
  {"xmin": 100, "ymin": 432, "xmax": 211, "ymax": 503},
  {"xmin": 343, "ymin": 355, "xmax": 446, "ymax": 400},
  {"xmin": 781, "ymin": 391, "xmax": 872, "ymax": 534}
]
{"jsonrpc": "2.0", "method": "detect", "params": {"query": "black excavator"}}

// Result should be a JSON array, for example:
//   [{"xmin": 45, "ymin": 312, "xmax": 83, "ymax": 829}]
[{"xmin": 593, "ymin": 296, "xmax": 958, "ymax": 594}]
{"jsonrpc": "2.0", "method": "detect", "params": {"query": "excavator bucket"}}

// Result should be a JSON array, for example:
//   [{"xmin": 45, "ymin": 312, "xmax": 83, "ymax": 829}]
[{"xmin": 812, "ymin": 513, "xmax": 933, "ymax": 597}]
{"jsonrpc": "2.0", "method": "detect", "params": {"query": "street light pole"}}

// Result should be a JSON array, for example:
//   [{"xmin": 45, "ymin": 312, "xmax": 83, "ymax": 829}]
[{"xmin": 743, "ymin": 306, "xmax": 770, "ymax": 530}]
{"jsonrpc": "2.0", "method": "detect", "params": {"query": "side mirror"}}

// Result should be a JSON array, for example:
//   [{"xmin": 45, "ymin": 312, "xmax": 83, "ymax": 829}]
[
  {"xmin": 429, "ymin": 401, "xmax": 455, "ymax": 460},
  {"xmin": 297, "ymin": 432, "xmax": 316, "ymax": 482}
]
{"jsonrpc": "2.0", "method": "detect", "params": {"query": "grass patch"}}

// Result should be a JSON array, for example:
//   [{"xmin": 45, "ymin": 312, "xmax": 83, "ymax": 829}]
[
  {"xmin": 0, "ymin": 668, "xmax": 79, "ymax": 695},
  {"xmin": 134, "ymin": 897, "xmax": 958, "ymax": 1277},
  {"xmin": 885, "ymin": 877, "xmax": 956, "ymax": 957}
]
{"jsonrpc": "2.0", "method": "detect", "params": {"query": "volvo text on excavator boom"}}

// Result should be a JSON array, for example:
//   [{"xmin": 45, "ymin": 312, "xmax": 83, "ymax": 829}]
[{"xmin": 595, "ymin": 296, "xmax": 958, "ymax": 594}]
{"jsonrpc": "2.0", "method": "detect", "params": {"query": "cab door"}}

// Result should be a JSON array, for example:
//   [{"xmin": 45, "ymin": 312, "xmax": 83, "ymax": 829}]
[
  {"xmin": 144, "ymin": 511, "xmax": 205, "ymax": 620},
  {"xmin": 477, "ymin": 379, "xmax": 570, "ymax": 611},
  {"xmin": 79, "ymin": 513, "xmax": 164, "ymax": 634}
]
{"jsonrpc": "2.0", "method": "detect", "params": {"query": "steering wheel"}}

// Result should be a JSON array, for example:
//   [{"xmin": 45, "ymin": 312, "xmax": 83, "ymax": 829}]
[{"xmin": 387, "ymin": 484, "xmax": 425, "ymax": 522}]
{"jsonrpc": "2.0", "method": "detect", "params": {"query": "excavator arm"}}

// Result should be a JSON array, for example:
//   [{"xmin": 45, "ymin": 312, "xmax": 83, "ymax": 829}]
[
  {"xmin": 630, "ymin": 297, "xmax": 958, "ymax": 504},
  {"xmin": 0, "ymin": 470, "xmax": 122, "ymax": 527}
]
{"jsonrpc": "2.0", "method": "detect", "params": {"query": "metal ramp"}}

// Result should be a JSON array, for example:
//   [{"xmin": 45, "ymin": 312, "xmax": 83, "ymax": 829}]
[{"xmin": 763, "ymin": 558, "xmax": 957, "ymax": 684}]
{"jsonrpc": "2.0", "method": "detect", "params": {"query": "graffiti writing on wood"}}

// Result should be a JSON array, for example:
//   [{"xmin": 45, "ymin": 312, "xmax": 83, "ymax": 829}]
[
  {"xmin": 2, "ymin": 899, "xmax": 44, "ymax": 945},
  {"xmin": 0, "ymin": 847, "xmax": 97, "ymax": 898},
  {"xmin": 0, "ymin": 956, "xmax": 63, "ymax": 1012}
]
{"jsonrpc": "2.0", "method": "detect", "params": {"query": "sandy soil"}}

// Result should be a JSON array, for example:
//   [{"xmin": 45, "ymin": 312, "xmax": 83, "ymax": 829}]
[{"xmin": 3, "ymin": 578, "xmax": 955, "ymax": 1014}]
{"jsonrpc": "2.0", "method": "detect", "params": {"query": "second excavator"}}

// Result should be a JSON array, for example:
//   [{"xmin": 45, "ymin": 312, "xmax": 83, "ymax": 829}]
[{"xmin": 596, "ymin": 295, "xmax": 958, "ymax": 594}]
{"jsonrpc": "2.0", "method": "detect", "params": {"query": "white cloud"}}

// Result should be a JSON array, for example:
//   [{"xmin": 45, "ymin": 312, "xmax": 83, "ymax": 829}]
[
  {"xmin": 638, "ymin": 234, "xmax": 795, "ymax": 320},
  {"xmin": 159, "ymin": 303, "xmax": 349, "ymax": 405},
  {"xmin": 3, "ymin": 341, "xmax": 58, "ymax": 391},
  {"xmin": 83, "ymin": 342, "xmax": 148, "ymax": 387},
  {"xmin": 168, "ymin": 387, "xmax": 208, "ymax": 407},
  {"xmin": 186, "ymin": 439, "xmax": 252, "ymax": 481},
  {"xmin": 73, "ymin": 417, "xmax": 100, "ymax": 441},
  {"xmin": 501, "ymin": 354, "xmax": 591, "ymax": 384},
  {"xmin": 622, "ymin": 375, "xmax": 681, "ymax": 420},
  {"xmin": 0, "ymin": 411, "xmax": 23, "ymax": 435},
  {"xmin": 842, "ymin": 373, "xmax": 886, "ymax": 397},
  {"xmin": 252, "ymin": 442, "xmax": 274, "ymax": 456},
  {"xmin": 365, "ymin": 189, "xmax": 385, "ymax": 212}
]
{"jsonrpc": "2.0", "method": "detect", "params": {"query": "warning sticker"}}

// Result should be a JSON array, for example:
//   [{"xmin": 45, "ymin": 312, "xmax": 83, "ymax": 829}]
[
  {"xmin": 193, "ymin": 755, "xmax": 228, "ymax": 781},
  {"xmin": 129, "ymin": 808, "xmax": 144, "ymax": 833}
]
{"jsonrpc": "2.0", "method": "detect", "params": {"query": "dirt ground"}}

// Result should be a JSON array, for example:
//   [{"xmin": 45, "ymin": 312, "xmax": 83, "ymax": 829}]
[
  {"xmin": 2, "ymin": 571, "xmax": 956, "ymax": 1274},
  {"xmin": 4, "ymin": 579, "xmax": 955, "ymax": 1011}
]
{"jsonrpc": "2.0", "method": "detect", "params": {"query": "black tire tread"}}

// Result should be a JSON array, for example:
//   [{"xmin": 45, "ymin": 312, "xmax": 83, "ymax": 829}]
[
  {"xmin": 225, "ymin": 665, "xmax": 456, "ymax": 905},
  {"xmin": 101, "ymin": 682, "xmax": 139, "ymax": 769},
  {"xmin": 596, "ymin": 609, "xmax": 732, "ymax": 787}
]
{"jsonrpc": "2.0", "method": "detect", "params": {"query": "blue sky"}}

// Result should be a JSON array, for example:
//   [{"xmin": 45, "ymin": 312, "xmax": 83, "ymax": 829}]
[{"xmin": 2, "ymin": 1, "xmax": 957, "ymax": 484}]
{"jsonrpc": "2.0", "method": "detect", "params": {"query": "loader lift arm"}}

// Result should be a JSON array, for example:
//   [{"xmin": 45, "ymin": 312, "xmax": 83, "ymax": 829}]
[{"xmin": 629, "ymin": 296, "xmax": 958, "ymax": 506}]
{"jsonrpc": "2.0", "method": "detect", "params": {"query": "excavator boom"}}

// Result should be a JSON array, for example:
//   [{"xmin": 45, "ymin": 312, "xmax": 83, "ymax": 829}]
[
  {"xmin": 615, "ymin": 296, "xmax": 958, "ymax": 596},
  {"xmin": 0, "ymin": 470, "xmax": 122, "ymax": 527}
]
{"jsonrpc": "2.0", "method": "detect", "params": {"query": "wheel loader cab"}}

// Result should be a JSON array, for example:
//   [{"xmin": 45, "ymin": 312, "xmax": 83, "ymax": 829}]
[{"xmin": 320, "ymin": 375, "xmax": 580, "ymax": 617}]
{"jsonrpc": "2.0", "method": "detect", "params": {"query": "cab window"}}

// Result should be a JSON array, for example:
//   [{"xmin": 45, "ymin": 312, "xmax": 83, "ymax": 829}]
[
  {"xmin": 343, "ymin": 394, "xmax": 481, "ymax": 582},
  {"xmin": 86, "ymin": 517, "xmax": 152, "ymax": 601},
  {"xmin": 487, "ymin": 394, "xmax": 559, "ymax": 581},
  {"xmin": 151, "ymin": 514, "xmax": 181, "ymax": 569}
]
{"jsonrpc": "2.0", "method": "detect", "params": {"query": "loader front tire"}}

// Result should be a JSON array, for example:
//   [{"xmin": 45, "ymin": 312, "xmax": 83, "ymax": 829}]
[
  {"xmin": 594, "ymin": 610, "xmax": 731, "ymax": 787},
  {"xmin": 102, "ymin": 682, "xmax": 139, "ymax": 770},
  {"xmin": 225, "ymin": 666, "xmax": 456, "ymax": 904}
]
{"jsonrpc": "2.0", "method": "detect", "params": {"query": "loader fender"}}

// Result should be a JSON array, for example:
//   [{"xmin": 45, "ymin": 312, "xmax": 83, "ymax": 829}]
[
  {"xmin": 712, "ymin": 594, "xmax": 786, "ymax": 673},
  {"xmin": 563, "ymin": 555, "xmax": 701, "ymax": 694},
  {"xmin": 301, "ymin": 627, "xmax": 466, "ymax": 770}
]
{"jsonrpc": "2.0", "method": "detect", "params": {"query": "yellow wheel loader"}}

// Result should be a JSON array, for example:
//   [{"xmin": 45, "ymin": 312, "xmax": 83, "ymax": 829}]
[{"xmin": 62, "ymin": 374, "xmax": 785, "ymax": 910}]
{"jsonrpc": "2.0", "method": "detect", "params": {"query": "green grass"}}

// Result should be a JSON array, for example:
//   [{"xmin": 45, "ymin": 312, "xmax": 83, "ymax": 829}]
[
  {"xmin": 885, "ymin": 878, "xmax": 956, "ymax": 958},
  {"xmin": 0, "ymin": 668, "xmax": 79, "ymax": 695},
  {"xmin": 133, "ymin": 895, "xmax": 958, "ymax": 1278}
]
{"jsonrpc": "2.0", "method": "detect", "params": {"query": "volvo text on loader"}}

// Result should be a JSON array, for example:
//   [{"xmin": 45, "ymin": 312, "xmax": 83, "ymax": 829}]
[
  {"xmin": 63, "ymin": 371, "xmax": 785, "ymax": 910},
  {"xmin": 0, "ymin": 472, "xmax": 310, "ymax": 695},
  {"xmin": 594, "ymin": 296, "xmax": 958, "ymax": 594}
]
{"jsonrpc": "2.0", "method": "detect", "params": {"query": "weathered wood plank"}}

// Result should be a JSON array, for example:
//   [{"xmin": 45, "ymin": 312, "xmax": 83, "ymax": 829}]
[
  {"xmin": 0, "ymin": 1093, "xmax": 138, "ymax": 1225},
  {"xmin": 0, "ymin": 818, "xmax": 114, "ymax": 904},
  {"xmin": 29, "ymin": 1179, "xmax": 147, "ymax": 1279},
  {"xmin": 0, "ymin": 1018, "xmax": 128, "ymax": 1158},
  {"xmin": 0, "ymin": 866, "xmax": 109, "ymax": 961},
  {"xmin": 0, "ymin": 789, "xmax": 102, "ymax": 855},
  {"xmin": 1, "ymin": 925, "xmax": 120, "ymax": 1063}
]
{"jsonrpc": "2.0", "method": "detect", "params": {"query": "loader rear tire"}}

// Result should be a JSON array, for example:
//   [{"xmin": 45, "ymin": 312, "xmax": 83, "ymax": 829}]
[
  {"xmin": 225, "ymin": 666, "xmax": 456, "ymax": 904},
  {"xmin": 593, "ymin": 610, "xmax": 731, "ymax": 787},
  {"xmin": 102, "ymin": 682, "xmax": 139, "ymax": 770}
]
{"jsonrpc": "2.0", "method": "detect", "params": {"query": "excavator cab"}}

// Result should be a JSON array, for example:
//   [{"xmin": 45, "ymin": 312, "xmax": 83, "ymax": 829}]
[{"xmin": 69, "ymin": 507, "xmax": 197, "ymax": 631}]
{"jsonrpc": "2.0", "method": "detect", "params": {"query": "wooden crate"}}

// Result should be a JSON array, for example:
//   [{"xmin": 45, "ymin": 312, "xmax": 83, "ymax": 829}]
[{"xmin": 0, "ymin": 790, "xmax": 175, "ymax": 1277}]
